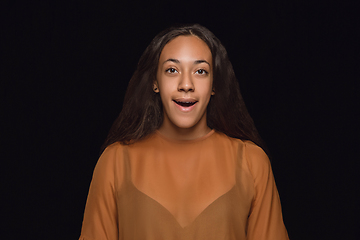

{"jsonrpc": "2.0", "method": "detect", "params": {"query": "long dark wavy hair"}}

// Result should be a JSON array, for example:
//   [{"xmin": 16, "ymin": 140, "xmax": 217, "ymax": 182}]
[{"xmin": 102, "ymin": 24, "xmax": 265, "ymax": 152}]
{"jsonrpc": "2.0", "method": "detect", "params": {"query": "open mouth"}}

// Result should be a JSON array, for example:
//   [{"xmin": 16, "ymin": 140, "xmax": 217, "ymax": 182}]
[{"xmin": 173, "ymin": 100, "xmax": 197, "ymax": 107}]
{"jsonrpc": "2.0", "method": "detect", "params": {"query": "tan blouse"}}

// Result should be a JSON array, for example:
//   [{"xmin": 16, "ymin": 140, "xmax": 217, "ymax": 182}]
[{"xmin": 79, "ymin": 130, "xmax": 289, "ymax": 240}]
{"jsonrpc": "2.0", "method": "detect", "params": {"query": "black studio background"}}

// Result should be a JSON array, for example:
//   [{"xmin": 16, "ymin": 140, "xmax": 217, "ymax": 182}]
[{"xmin": 2, "ymin": 0, "xmax": 358, "ymax": 239}]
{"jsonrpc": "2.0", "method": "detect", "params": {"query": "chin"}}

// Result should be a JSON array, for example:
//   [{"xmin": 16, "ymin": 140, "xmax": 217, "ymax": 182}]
[
  {"xmin": 172, "ymin": 122, "xmax": 195, "ymax": 129},
  {"xmin": 172, "ymin": 118, "xmax": 201, "ymax": 130}
]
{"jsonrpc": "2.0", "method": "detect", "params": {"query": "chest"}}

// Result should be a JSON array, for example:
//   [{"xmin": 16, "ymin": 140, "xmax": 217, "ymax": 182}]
[{"xmin": 120, "ymin": 146, "xmax": 253, "ymax": 231}]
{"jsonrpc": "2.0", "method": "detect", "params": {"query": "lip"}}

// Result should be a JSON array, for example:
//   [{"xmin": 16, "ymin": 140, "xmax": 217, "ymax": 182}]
[{"xmin": 173, "ymin": 98, "xmax": 198, "ymax": 112}]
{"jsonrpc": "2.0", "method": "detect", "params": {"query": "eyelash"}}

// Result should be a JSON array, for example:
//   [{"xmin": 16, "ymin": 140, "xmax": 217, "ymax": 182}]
[
  {"xmin": 165, "ymin": 68, "xmax": 208, "ymax": 75},
  {"xmin": 195, "ymin": 69, "xmax": 208, "ymax": 75},
  {"xmin": 165, "ymin": 68, "xmax": 178, "ymax": 74}
]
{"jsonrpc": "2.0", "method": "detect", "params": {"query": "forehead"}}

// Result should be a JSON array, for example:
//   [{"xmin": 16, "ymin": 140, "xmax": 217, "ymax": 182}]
[{"xmin": 159, "ymin": 35, "xmax": 212, "ymax": 63}]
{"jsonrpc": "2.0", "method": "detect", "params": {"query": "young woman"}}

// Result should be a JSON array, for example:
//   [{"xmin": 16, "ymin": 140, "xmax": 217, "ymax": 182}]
[{"xmin": 79, "ymin": 24, "xmax": 289, "ymax": 240}]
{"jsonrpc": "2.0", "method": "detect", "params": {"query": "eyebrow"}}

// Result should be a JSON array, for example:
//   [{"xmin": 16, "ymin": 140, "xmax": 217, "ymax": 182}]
[{"xmin": 162, "ymin": 58, "xmax": 210, "ymax": 66}]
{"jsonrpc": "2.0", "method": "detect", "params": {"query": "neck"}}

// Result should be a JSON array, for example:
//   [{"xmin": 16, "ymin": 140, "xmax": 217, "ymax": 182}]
[{"xmin": 158, "ymin": 117, "xmax": 212, "ymax": 141}]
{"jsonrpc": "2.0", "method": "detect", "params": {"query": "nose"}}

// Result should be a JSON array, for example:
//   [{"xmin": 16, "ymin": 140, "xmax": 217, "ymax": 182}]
[{"xmin": 178, "ymin": 72, "xmax": 194, "ymax": 92}]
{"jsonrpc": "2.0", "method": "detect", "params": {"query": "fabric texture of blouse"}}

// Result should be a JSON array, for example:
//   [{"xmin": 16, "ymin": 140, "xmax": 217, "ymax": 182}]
[{"xmin": 79, "ymin": 130, "xmax": 289, "ymax": 240}]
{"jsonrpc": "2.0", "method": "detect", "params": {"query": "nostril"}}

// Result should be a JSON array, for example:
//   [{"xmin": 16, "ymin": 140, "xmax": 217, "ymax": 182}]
[{"xmin": 178, "ymin": 85, "xmax": 195, "ymax": 92}]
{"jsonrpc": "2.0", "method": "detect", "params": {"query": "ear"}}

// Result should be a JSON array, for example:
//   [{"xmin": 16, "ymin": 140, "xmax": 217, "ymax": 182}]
[
  {"xmin": 153, "ymin": 82, "xmax": 159, "ymax": 93},
  {"xmin": 211, "ymin": 87, "xmax": 215, "ymax": 95}
]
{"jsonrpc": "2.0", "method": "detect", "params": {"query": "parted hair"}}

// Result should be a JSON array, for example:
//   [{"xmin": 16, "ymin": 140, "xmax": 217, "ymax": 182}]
[{"xmin": 102, "ymin": 24, "xmax": 265, "ymax": 152}]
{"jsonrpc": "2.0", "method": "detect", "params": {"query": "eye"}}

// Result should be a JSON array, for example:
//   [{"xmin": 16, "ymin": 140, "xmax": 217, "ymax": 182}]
[
  {"xmin": 195, "ymin": 69, "xmax": 208, "ymax": 75},
  {"xmin": 165, "ymin": 68, "xmax": 178, "ymax": 74}
]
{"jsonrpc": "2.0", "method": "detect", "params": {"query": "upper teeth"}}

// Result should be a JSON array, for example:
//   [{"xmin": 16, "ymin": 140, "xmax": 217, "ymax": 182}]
[{"xmin": 176, "ymin": 101, "xmax": 195, "ymax": 103}]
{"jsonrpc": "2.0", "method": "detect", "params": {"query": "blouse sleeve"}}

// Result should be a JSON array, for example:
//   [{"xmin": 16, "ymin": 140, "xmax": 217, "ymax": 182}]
[
  {"xmin": 244, "ymin": 142, "xmax": 289, "ymax": 240},
  {"xmin": 79, "ymin": 143, "xmax": 123, "ymax": 240}
]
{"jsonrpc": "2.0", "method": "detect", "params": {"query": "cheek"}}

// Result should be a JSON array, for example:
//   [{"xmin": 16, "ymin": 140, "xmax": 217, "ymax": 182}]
[
  {"xmin": 201, "ymin": 82, "xmax": 214, "ymax": 97},
  {"xmin": 158, "ymin": 82, "xmax": 172, "ymax": 99}
]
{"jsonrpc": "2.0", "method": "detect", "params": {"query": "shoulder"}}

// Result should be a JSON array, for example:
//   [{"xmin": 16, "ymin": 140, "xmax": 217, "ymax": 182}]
[
  {"xmin": 214, "ymin": 132, "xmax": 267, "ymax": 160},
  {"xmin": 241, "ymin": 140, "xmax": 271, "ymax": 185},
  {"xmin": 91, "ymin": 142, "xmax": 129, "ymax": 187},
  {"xmin": 100, "ymin": 142, "xmax": 126, "ymax": 161},
  {"xmin": 104, "ymin": 141, "xmax": 126, "ymax": 151},
  {"xmin": 243, "ymin": 141, "xmax": 269, "ymax": 166},
  {"xmin": 95, "ymin": 142, "xmax": 127, "ymax": 172},
  {"xmin": 218, "ymin": 135, "xmax": 270, "ymax": 179},
  {"xmin": 212, "ymin": 131, "xmax": 245, "ymax": 149}
]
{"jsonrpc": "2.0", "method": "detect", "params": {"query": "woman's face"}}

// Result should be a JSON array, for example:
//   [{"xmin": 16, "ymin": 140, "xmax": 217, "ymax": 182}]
[{"xmin": 155, "ymin": 35, "xmax": 214, "ymax": 136}]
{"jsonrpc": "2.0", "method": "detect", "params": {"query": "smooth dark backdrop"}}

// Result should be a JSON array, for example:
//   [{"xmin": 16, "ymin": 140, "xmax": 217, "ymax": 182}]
[{"xmin": 2, "ymin": 1, "xmax": 358, "ymax": 239}]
